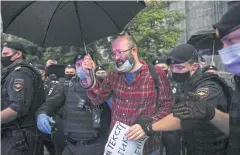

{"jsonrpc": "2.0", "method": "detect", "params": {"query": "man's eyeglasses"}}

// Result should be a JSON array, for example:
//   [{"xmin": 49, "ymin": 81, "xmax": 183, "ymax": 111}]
[{"xmin": 110, "ymin": 47, "xmax": 134, "ymax": 59}]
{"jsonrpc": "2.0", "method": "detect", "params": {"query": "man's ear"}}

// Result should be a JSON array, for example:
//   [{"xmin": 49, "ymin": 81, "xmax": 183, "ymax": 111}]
[
  {"xmin": 192, "ymin": 63, "xmax": 200, "ymax": 72},
  {"xmin": 16, "ymin": 51, "xmax": 23, "ymax": 59},
  {"xmin": 11, "ymin": 51, "xmax": 23, "ymax": 61},
  {"xmin": 132, "ymin": 47, "xmax": 138, "ymax": 57}
]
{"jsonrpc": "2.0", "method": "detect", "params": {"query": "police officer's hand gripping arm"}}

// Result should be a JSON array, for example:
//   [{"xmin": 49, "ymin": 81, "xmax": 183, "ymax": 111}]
[
  {"xmin": 136, "ymin": 84, "xmax": 230, "ymax": 135},
  {"xmin": 1, "ymin": 69, "xmax": 34, "ymax": 124},
  {"xmin": 36, "ymin": 80, "xmax": 65, "ymax": 134},
  {"xmin": 152, "ymin": 93, "xmax": 230, "ymax": 135},
  {"xmin": 126, "ymin": 67, "xmax": 174, "ymax": 140},
  {"xmin": 171, "ymin": 98, "xmax": 229, "ymax": 135}
]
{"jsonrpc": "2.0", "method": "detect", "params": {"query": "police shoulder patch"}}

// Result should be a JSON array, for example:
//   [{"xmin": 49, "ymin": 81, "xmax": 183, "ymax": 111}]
[
  {"xmin": 196, "ymin": 87, "xmax": 209, "ymax": 98},
  {"xmin": 13, "ymin": 79, "xmax": 24, "ymax": 91}
]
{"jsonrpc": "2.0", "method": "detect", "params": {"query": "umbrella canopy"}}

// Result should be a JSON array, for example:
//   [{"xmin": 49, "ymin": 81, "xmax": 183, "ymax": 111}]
[
  {"xmin": 2, "ymin": 1, "xmax": 145, "ymax": 48},
  {"xmin": 187, "ymin": 30, "xmax": 223, "ymax": 54}
]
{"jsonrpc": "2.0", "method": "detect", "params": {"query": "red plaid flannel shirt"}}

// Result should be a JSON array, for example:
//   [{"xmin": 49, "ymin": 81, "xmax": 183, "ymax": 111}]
[{"xmin": 87, "ymin": 60, "xmax": 174, "ymax": 154}]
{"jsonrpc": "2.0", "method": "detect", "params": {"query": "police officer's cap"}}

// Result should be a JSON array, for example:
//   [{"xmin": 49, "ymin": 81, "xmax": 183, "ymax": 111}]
[
  {"xmin": 95, "ymin": 65, "xmax": 106, "ymax": 73},
  {"xmin": 151, "ymin": 56, "xmax": 168, "ymax": 66},
  {"xmin": 3, "ymin": 41, "xmax": 26, "ymax": 53},
  {"xmin": 74, "ymin": 54, "xmax": 86, "ymax": 64},
  {"xmin": 213, "ymin": 4, "xmax": 240, "ymax": 39},
  {"xmin": 167, "ymin": 44, "xmax": 198, "ymax": 65},
  {"xmin": 66, "ymin": 64, "xmax": 76, "ymax": 69}
]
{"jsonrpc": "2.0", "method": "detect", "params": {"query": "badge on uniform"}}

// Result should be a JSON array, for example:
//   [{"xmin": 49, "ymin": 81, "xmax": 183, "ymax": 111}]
[
  {"xmin": 13, "ymin": 79, "xmax": 24, "ymax": 91},
  {"xmin": 196, "ymin": 87, "xmax": 209, "ymax": 98}
]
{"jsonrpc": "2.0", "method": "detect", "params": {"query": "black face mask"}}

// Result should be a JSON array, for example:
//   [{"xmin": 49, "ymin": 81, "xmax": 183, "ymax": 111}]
[
  {"xmin": 96, "ymin": 75, "xmax": 105, "ymax": 79},
  {"xmin": 96, "ymin": 76, "xmax": 105, "ymax": 84},
  {"xmin": 171, "ymin": 71, "xmax": 191, "ymax": 83},
  {"xmin": 1, "ymin": 55, "xmax": 14, "ymax": 67},
  {"xmin": 65, "ymin": 74, "xmax": 75, "ymax": 81}
]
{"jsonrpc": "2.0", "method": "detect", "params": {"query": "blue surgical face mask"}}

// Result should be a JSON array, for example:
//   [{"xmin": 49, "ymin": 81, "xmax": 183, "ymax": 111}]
[
  {"xmin": 115, "ymin": 53, "xmax": 135, "ymax": 73},
  {"xmin": 115, "ymin": 59, "xmax": 134, "ymax": 72},
  {"xmin": 76, "ymin": 67, "xmax": 87, "ymax": 80},
  {"xmin": 219, "ymin": 43, "xmax": 240, "ymax": 76}
]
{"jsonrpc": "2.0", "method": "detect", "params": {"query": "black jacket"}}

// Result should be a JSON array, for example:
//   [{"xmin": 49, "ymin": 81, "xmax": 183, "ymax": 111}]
[
  {"xmin": 180, "ymin": 69, "xmax": 230, "ymax": 154},
  {"xmin": 36, "ymin": 76, "xmax": 111, "ymax": 137},
  {"xmin": 228, "ymin": 76, "xmax": 240, "ymax": 155},
  {"xmin": 2, "ymin": 62, "xmax": 44, "ymax": 128}
]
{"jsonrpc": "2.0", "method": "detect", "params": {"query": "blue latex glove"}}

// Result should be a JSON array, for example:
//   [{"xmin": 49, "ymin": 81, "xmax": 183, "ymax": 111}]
[
  {"xmin": 37, "ymin": 114, "xmax": 55, "ymax": 134},
  {"xmin": 77, "ymin": 67, "xmax": 87, "ymax": 80}
]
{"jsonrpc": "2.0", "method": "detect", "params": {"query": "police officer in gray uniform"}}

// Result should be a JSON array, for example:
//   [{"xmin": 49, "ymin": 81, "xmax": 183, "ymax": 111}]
[
  {"xmin": 36, "ymin": 53, "xmax": 110, "ymax": 155},
  {"xmin": 1, "ymin": 41, "xmax": 45, "ymax": 155},
  {"xmin": 171, "ymin": 4, "xmax": 240, "ymax": 155}
]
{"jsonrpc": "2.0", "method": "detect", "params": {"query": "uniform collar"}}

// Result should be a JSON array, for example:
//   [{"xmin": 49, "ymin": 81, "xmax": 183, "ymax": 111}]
[{"xmin": 6, "ymin": 61, "xmax": 27, "ymax": 70}]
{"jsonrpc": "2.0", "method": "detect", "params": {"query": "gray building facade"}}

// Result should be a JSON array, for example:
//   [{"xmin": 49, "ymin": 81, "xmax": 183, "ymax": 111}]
[{"xmin": 167, "ymin": 1, "xmax": 240, "ymax": 44}]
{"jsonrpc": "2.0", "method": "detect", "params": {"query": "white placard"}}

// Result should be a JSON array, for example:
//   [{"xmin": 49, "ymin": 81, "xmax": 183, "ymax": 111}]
[{"xmin": 103, "ymin": 121, "xmax": 149, "ymax": 155}]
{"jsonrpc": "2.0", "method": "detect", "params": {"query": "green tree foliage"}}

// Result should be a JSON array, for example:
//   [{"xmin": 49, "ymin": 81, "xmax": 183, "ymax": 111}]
[
  {"xmin": 127, "ymin": 1, "xmax": 184, "ymax": 60},
  {"xmin": 88, "ymin": 36, "xmax": 116, "ymax": 68}
]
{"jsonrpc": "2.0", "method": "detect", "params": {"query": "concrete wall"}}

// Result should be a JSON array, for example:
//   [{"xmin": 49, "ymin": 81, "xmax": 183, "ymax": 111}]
[{"xmin": 167, "ymin": 1, "xmax": 230, "ymax": 44}]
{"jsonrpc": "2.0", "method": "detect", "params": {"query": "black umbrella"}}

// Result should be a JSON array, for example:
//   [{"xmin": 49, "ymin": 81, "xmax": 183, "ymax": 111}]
[
  {"xmin": 2, "ymin": 1, "xmax": 145, "ymax": 88},
  {"xmin": 187, "ymin": 30, "xmax": 223, "ymax": 55},
  {"xmin": 2, "ymin": 1, "xmax": 145, "ymax": 49}
]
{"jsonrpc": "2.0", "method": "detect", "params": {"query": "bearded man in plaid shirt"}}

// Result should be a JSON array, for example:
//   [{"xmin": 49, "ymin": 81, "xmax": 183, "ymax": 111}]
[{"xmin": 82, "ymin": 35, "xmax": 174, "ymax": 155}]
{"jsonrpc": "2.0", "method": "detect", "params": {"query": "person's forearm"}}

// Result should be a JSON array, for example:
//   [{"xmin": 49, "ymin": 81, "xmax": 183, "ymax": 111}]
[
  {"xmin": 210, "ymin": 109, "xmax": 229, "ymax": 135},
  {"xmin": 1, "ymin": 108, "xmax": 18, "ymax": 124},
  {"xmin": 36, "ymin": 96, "xmax": 64, "ymax": 117},
  {"xmin": 152, "ymin": 113, "xmax": 181, "ymax": 131}
]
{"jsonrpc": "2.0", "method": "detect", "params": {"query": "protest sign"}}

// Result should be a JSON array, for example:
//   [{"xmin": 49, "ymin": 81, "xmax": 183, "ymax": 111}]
[{"xmin": 103, "ymin": 121, "xmax": 148, "ymax": 155}]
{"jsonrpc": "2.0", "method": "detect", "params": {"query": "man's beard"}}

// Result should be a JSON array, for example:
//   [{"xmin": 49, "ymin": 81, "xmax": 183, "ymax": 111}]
[{"xmin": 115, "ymin": 52, "xmax": 135, "ymax": 72}]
